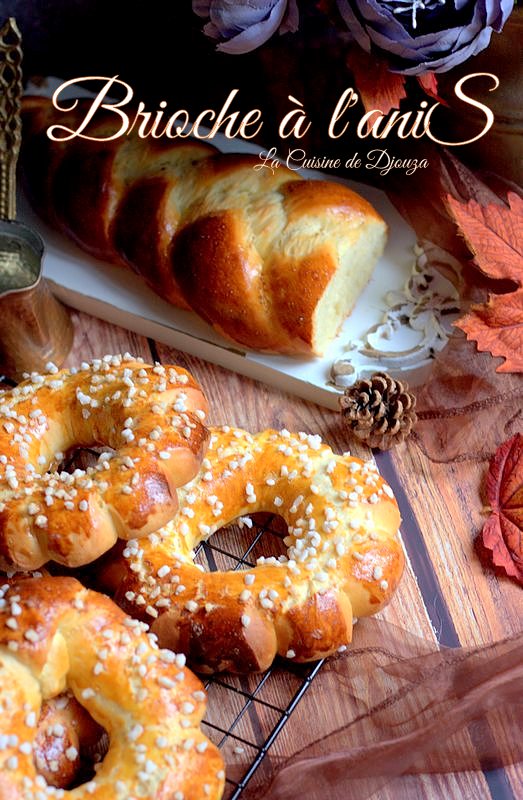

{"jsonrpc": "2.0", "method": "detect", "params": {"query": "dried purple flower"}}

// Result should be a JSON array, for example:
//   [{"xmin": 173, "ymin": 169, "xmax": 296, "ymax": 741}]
[
  {"xmin": 193, "ymin": 0, "xmax": 299, "ymax": 54},
  {"xmin": 336, "ymin": 0, "xmax": 515, "ymax": 74}
]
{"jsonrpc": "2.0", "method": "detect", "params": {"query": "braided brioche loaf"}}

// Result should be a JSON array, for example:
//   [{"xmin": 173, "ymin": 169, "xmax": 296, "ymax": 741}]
[{"xmin": 21, "ymin": 96, "xmax": 387, "ymax": 355}]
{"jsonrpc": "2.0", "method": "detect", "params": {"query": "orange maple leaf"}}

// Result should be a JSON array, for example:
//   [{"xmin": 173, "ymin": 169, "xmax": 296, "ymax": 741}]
[{"xmin": 446, "ymin": 192, "xmax": 523, "ymax": 373}]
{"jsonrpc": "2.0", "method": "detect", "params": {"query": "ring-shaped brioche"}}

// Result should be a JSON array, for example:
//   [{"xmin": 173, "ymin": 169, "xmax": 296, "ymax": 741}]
[
  {"xmin": 0, "ymin": 355, "xmax": 209, "ymax": 570},
  {"xmin": 0, "ymin": 576, "xmax": 225, "ymax": 800},
  {"xmin": 32, "ymin": 693, "xmax": 105, "ymax": 789},
  {"xmin": 100, "ymin": 427, "xmax": 404, "ymax": 673}
]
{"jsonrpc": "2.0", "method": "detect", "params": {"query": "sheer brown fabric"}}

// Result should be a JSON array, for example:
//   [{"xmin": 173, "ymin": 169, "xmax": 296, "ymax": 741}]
[
  {"xmin": 238, "ymin": 619, "xmax": 523, "ymax": 799},
  {"xmin": 413, "ymin": 330, "xmax": 523, "ymax": 464}
]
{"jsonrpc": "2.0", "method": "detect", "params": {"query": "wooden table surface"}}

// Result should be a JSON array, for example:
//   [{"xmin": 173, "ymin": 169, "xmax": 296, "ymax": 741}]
[{"xmin": 65, "ymin": 308, "xmax": 523, "ymax": 800}]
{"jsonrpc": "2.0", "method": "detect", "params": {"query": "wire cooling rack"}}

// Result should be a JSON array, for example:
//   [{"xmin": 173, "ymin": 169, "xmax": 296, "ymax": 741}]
[{"xmin": 194, "ymin": 514, "xmax": 325, "ymax": 800}]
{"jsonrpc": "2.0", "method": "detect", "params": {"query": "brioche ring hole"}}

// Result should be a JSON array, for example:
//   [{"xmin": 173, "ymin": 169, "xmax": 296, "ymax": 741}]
[
  {"xmin": 193, "ymin": 512, "xmax": 288, "ymax": 572},
  {"xmin": 33, "ymin": 694, "xmax": 108, "ymax": 790},
  {"xmin": 49, "ymin": 445, "xmax": 113, "ymax": 477}
]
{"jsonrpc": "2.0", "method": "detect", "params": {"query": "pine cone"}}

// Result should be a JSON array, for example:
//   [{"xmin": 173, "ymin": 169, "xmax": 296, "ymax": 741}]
[{"xmin": 339, "ymin": 372, "xmax": 417, "ymax": 450}]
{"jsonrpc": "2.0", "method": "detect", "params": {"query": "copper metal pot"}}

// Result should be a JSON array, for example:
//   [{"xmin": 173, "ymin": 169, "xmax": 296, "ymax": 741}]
[{"xmin": 0, "ymin": 16, "xmax": 73, "ymax": 381}]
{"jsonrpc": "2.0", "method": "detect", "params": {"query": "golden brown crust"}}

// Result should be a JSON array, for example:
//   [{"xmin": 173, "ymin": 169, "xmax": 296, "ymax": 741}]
[
  {"xmin": 266, "ymin": 245, "xmax": 336, "ymax": 349},
  {"xmin": 0, "ymin": 355, "xmax": 209, "ymax": 570},
  {"xmin": 112, "ymin": 176, "xmax": 190, "ymax": 308},
  {"xmin": 98, "ymin": 427, "xmax": 404, "ymax": 673},
  {"xmin": 21, "ymin": 96, "xmax": 387, "ymax": 355},
  {"xmin": 32, "ymin": 694, "xmax": 104, "ymax": 788},
  {"xmin": 0, "ymin": 576, "xmax": 224, "ymax": 799},
  {"xmin": 281, "ymin": 179, "xmax": 381, "ymax": 222},
  {"xmin": 172, "ymin": 211, "xmax": 302, "ymax": 352},
  {"xmin": 52, "ymin": 140, "xmax": 123, "ymax": 261}
]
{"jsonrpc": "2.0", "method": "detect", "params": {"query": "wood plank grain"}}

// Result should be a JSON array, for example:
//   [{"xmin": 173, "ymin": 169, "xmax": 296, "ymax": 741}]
[
  {"xmin": 64, "ymin": 309, "xmax": 153, "ymax": 365},
  {"xmin": 387, "ymin": 438, "xmax": 523, "ymax": 799},
  {"xmin": 385, "ymin": 446, "xmax": 523, "ymax": 642}
]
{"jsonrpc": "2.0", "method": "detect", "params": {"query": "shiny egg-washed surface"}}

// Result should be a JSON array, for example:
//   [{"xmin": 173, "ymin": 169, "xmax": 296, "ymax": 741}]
[
  {"xmin": 0, "ymin": 576, "xmax": 224, "ymax": 799},
  {"xmin": 21, "ymin": 95, "xmax": 386, "ymax": 355},
  {"xmin": 0, "ymin": 355, "xmax": 208, "ymax": 570},
  {"xmin": 100, "ymin": 426, "xmax": 404, "ymax": 673}
]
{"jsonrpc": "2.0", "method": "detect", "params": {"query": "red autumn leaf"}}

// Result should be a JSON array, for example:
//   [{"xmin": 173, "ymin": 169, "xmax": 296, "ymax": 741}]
[
  {"xmin": 416, "ymin": 72, "xmax": 445, "ymax": 105},
  {"xmin": 316, "ymin": 0, "xmax": 334, "ymax": 12},
  {"xmin": 446, "ymin": 192, "xmax": 523, "ymax": 373},
  {"xmin": 482, "ymin": 433, "xmax": 523, "ymax": 585},
  {"xmin": 346, "ymin": 45, "xmax": 407, "ymax": 115}
]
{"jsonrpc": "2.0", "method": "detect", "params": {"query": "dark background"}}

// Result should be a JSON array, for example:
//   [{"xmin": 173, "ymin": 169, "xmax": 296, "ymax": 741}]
[
  {"xmin": 1, "ymin": 2, "xmax": 347, "ymax": 147},
  {"xmin": 1, "ymin": 1, "xmax": 520, "ymax": 186}
]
